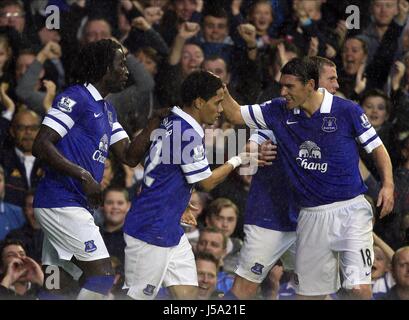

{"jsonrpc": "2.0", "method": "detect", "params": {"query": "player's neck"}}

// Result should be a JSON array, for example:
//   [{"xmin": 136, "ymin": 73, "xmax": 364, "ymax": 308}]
[
  {"xmin": 301, "ymin": 90, "xmax": 324, "ymax": 117},
  {"xmin": 92, "ymin": 82, "xmax": 109, "ymax": 99},
  {"xmin": 182, "ymin": 106, "xmax": 202, "ymax": 125}
]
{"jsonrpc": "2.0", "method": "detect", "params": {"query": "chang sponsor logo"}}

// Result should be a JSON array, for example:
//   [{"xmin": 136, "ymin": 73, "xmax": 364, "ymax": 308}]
[
  {"xmin": 92, "ymin": 134, "xmax": 109, "ymax": 163},
  {"xmin": 296, "ymin": 141, "xmax": 328, "ymax": 173}
]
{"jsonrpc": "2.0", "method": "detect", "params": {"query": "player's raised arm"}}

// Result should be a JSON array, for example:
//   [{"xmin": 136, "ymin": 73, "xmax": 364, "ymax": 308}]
[
  {"xmin": 110, "ymin": 108, "xmax": 171, "ymax": 167},
  {"xmin": 371, "ymin": 144, "xmax": 394, "ymax": 218},
  {"xmin": 221, "ymin": 85, "xmax": 246, "ymax": 125},
  {"xmin": 198, "ymin": 152, "xmax": 256, "ymax": 192},
  {"xmin": 33, "ymin": 125, "xmax": 102, "ymax": 208}
]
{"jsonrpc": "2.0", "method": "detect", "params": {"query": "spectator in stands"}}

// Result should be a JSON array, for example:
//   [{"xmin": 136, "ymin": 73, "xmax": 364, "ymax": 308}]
[
  {"xmin": 338, "ymin": 36, "xmax": 368, "ymax": 100},
  {"xmin": 378, "ymin": 246, "xmax": 409, "ymax": 300},
  {"xmin": 0, "ymin": 238, "xmax": 43, "ymax": 299},
  {"xmin": 357, "ymin": 0, "xmax": 409, "ymax": 89},
  {"xmin": 0, "ymin": 110, "xmax": 43, "ymax": 208},
  {"xmin": 100, "ymin": 187, "xmax": 130, "ymax": 269},
  {"xmin": 196, "ymin": 251, "xmax": 223, "ymax": 300},
  {"xmin": 15, "ymin": 41, "xmax": 60, "ymax": 116},
  {"xmin": 6, "ymin": 190, "xmax": 43, "ymax": 263},
  {"xmin": 205, "ymin": 197, "xmax": 242, "ymax": 274},
  {"xmin": 196, "ymin": 226, "xmax": 234, "ymax": 294},
  {"xmin": 359, "ymin": 89, "xmax": 400, "ymax": 179},
  {"xmin": 0, "ymin": 164, "xmax": 25, "ymax": 241}
]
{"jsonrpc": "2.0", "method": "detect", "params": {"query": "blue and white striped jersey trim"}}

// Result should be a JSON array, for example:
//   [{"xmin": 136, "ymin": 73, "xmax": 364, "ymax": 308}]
[
  {"xmin": 357, "ymin": 127, "xmax": 383, "ymax": 153},
  {"xmin": 249, "ymin": 129, "xmax": 277, "ymax": 145},
  {"xmin": 110, "ymin": 122, "xmax": 129, "ymax": 145},
  {"xmin": 42, "ymin": 108, "xmax": 75, "ymax": 138}
]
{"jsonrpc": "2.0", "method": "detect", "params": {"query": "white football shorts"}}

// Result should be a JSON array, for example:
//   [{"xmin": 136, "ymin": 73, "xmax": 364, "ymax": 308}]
[
  {"xmin": 235, "ymin": 224, "xmax": 296, "ymax": 283},
  {"xmin": 294, "ymin": 195, "xmax": 374, "ymax": 296},
  {"xmin": 34, "ymin": 207, "xmax": 110, "ymax": 280},
  {"xmin": 123, "ymin": 233, "xmax": 197, "ymax": 300}
]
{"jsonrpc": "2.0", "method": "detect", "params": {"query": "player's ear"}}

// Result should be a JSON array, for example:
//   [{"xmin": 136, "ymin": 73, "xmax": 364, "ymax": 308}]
[
  {"xmin": 194, "ymin": 97, "xmax": 205, "ymax": 110},
  {"xmin": 307, "ymin": 79, "xmax": 315, "ymax": 91}
]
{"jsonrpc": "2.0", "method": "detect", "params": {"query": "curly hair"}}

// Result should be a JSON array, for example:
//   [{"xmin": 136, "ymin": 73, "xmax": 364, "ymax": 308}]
[{"xmin": 70, "ymin": 39, "xmax": 122, "ymax": 85}]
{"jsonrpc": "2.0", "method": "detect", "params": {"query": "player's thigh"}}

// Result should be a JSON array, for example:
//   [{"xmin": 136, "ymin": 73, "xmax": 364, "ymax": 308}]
[
  {"xmin": 163, "ymin": 235, "xmax": 198, "ymax": 290},
  {"xmin": 295, "ymin": 209, "xmax": 340, "ymax": 296},
  {"xmin": 34, "ymin": 207, "xmax": 109, "ymax": 263},
  {"xmin": 168, "ymin": 285, "xmax": 198, "ymax": 300},
  {"xmin": 123, "ymin": 233, "xmax": 171, "ymax": 300},
  {"xmin": 235, "ymin": 225, "xmax": 296, "ymax": 283},
  {"xmin": 334, "ymin": 199, "xmax": 374, "ymax": 291},
  {"xmin": 40, "ymin": 226, "xmax": 83, "ymax": 281}
]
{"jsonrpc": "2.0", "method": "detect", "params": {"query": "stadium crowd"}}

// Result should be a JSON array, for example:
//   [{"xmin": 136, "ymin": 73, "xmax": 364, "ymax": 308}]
[{"xmin": 0, "ymin": 0, "xmax": 409, "ymax": 300}]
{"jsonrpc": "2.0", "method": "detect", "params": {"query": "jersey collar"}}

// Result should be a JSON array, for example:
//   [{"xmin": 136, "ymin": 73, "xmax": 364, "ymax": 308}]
[
  {"xmin": 172, "ymin": 106, "xmax": 204, "ymax": 138},
  {"xmin": 292, "ymin": 88, "xmax": 333, "ymax": 115},
  {"xmin": 84, "ymin": 83, "xmax": 104, "ymax": 101},
  {"xmin": 318, "ymin": 88, "xmax": 333, "ymax": 113}
]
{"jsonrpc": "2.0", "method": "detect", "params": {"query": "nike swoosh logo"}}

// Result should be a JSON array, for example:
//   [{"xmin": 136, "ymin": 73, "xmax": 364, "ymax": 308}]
[
  {"xmin": 94, "ymin": 113, "xmax": 102, "ymax": 118},
  {"xmin": 286, "ymin": 120, "xmax": 298, "ymax": 125},
  {"xmin": 365, "ymin": 271, "xmax": 371, "ymax": 276}
]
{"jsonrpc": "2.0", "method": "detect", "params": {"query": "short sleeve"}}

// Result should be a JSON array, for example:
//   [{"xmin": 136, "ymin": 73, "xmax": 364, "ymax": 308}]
[
  {"xmin": 249, "ymin": 129, "xmax": 277, "ymax": 145},
  {"xmin": 348, "ymin": 103, "xmax": 383, "ymax": 153},
  {"xmin": 179, "ymin": 133, "xmax": 211, "ymax": 184},
  {"xmin": 240, "ymin": 98, "xmax": 285, "ymax": 130},
  {"xmin": 42, "ymin": 89, "xmax": 84, "ymax": 138}
]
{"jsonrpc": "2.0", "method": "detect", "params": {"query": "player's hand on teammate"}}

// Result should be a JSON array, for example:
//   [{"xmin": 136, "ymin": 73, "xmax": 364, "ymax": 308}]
[
  {"xmin": 238, "ymin": 152, "xmax": 261, "ymax": 167},
  {"xmin": 259, "ymin": 140, "xmax": 277, "ymax": 166},
  {"xmin": 81, "ymin": 171, "xmax": 103, "ymax": 209},
  {"xmin": 181, "ymin": 202, "xmax": 198, "ymax": 226},
  {"xmin": 377, "ymin": 184, "xmax": 395, "ymax": 219}
]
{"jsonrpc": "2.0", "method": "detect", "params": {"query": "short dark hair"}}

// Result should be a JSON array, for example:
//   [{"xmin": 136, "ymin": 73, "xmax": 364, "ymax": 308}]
[
  {"xmin": 203, "ymin": 55, "xmax": 230, "ymax": 73},
  {"xmin": 71, "ymin": 39, "xmax": 122, "ymax": 85},
  {"xmin": 281, "ymin": 57, "xmax": 319, "ymax": 90},
  {"xmin": 0, "ymin": 238, "xmax": 26, "ymax": 268},
  {"xmin": 309, "ymin": 56, "xmax": 336, "ymax": 74},
  {"xmin": 181, "ymin": 70, "xmax": 223, "ymax": 107},
  {"xmin": 199, "ymin": 226, "xmax": 227, "ymax": 249},
  {"xmin": 359, "ymin": 89, "xmax": 391, "ymax": 115},
  {"xmin": 203, "ymin": 6, "xmax": 229, "ymax": 21},
  {"xmin": 207, "ymin": 198, "xmax": 238, "ymax": 218},
  {"xmin": 344, "ymin": 36, "xmax": 368, "ymax": 56},
  {"xmin": 195, "ymin": 251, "xmax": 220, "ymax": 269},
  {"xmin": 391, "ymin": 246, "xmax": 409, "ymax": 271},
  {"xmin": 0, "ymin": 0, "xmax": 24, "ymax": 12},
  {"xmin": 103, "ymin": 186, "xmax": 129, "ymax": 202}
]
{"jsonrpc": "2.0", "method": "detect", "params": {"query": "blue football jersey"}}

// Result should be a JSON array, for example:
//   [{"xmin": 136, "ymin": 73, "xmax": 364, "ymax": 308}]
[
  {"xmin": 245, "ymin": 130, "xmax": 298, "ymax": 231},
  {"xmin": 124, "ymin": 107, "xmax": 212, "ymax": 247},
  {"xmin": 241, "ymin": 88, "xmax": 382, "ymax": 207},
  {"xmin": 34, "ymin": 84, "xmax": 128, "ymax": 209}
]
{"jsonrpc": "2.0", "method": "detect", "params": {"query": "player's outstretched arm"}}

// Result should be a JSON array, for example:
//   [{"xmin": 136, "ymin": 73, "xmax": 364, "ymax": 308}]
[
  {"xmin": 33, "ymin": 126, "xmax": 102, "ymax": 208},
  {"xmin": 371, "ymin": 145, "xmax": 394, "ymax": 218},
  {"xmin": 221, "ymin": 85, "xmax": 246, "ymax": 125},
  {"xmin": 198, "ymin": 153, "xmax": 257, "ymax": 192},
  {"xmin": 110, "ymin": 108, "xmax": 171, "ymax": 167}
]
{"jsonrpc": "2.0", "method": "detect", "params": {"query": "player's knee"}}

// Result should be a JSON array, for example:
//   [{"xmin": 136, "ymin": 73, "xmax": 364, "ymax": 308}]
[
  {"xmin": 349, "ymin": 285, "xmax": 372, "ymax": 300},
  {"xmin": 77, "ymin": 257, "xmax": 114, "ymax": 278},
  {"xmin": 232, "ymin": 276, "xmax": 259, "ymax": 299},
  {"xmin": 170, "ymin": 285, "xmax": 198, "ymax": 300}
]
